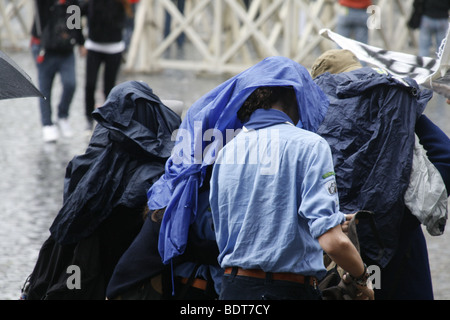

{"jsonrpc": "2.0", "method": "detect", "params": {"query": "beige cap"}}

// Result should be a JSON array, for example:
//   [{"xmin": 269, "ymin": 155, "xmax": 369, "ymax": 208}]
[{"xmin": 311, "ymin": 49, "xmax": 363, "ymax": 79}]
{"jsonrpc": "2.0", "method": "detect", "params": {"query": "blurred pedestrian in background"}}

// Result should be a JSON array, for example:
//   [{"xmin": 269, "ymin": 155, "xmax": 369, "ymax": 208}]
[
  {"xmin": 81, "ymin": 0, "xmax": 133, "ymax": 131},
  {"xmin": 414, "ymin": 0, "xmax": 450, "ymax": 58},
  {"xmin": 336, "ymin": 0, "xmax": 372, "ymax": 44},
  {"xmin": 164, "ymin": 0, "xmax": 186, "ymax": 50},
  {"xmin": 411, "ymin": 0, "xmax": 450, "ymax": 130},
  {"xmin": 123, "ymin": 0, "xmax": 140, "ymax": 52},
  {"xmin": 31, "ymin": 0, "xmax": 85, "ymax": 142}
]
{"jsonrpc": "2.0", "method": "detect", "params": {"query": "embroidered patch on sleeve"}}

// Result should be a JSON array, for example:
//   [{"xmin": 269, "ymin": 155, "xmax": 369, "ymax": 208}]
[
  {"xmin": 322, "ymin": 171, "xmax": 335, "ymax": 179},
  {"xmin": 325, "ymin": 180, "xmax": 338, "ymax": 195}
]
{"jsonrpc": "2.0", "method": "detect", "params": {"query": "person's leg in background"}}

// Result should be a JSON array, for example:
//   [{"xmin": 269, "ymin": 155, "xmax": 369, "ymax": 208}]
[
  {"xmin": 435, "ymin": 18, "xmax": 449, "ymax": 55},
  {"xmin": 419, "ymin": 16, "xmax": 435, "ymax": 57},
  {"xmin": 85, "ymin": 50, "xmax": 103, "ymax": 129},
  {"xmin": 351, "ymin": 8, "xmax": 369, "ymax": 44},
  {"xmin": 102, "ymin": 52, "xmax": 123, "ymax": 100},
  {"xmin": 336, "ymin": 6, "xmax": 353, "ymax": 39},
  {"xmin": 32, "ymin": 44, "xmax": 59, "ymax": 142},
  {"xmin": 57, "ymin": 52, "xmax": 76, "ymax": 138}
]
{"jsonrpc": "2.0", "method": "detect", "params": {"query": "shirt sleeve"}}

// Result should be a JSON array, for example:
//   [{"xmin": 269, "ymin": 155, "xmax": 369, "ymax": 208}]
[{"xmin": 298, "ymin": 138, "xmax": 345, "ymax": 239}]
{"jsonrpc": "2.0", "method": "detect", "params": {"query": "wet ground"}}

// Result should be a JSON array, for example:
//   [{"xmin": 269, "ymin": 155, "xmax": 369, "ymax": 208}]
[{"xmin": 0, "ymin": 49, "xmax": 449, "ymax": 300}]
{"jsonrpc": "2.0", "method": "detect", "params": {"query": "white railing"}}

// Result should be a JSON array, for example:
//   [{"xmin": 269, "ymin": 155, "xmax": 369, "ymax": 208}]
[
  {"xmin": 0, "ymin": 0, "xmax": 33, "ymax": 49},
  {"xmin": 126, "ymin": 0, "xmax": 415, "ymax": 74},
  {"xmin": 0, "ymin": 0, "xmax": 415, "ymax": 74}
]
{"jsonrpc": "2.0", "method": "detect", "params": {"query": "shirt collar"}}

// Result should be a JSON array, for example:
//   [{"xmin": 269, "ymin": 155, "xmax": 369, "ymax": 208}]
[{"xmin": 243, "ymin": 108, "xmax": 298, "ymax": 131}]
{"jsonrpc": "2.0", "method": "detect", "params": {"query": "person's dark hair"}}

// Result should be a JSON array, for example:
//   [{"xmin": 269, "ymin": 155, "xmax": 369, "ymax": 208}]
[{"xmin": 237, "ymin": 86, "xmax": 297, "ymax": 122}]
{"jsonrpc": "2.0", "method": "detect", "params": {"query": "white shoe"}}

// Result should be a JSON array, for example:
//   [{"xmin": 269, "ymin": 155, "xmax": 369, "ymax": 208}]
[
  {"xmin": 42, "ymin": 125, "xmax": 59, "ymax": 142},
  {"xmin": 58, "ymin": 118, "xmax": 73, "ymax": 138}
]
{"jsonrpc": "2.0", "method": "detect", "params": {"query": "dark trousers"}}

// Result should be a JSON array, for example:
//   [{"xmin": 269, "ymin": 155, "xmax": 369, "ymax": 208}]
[
  {"xmin": 219, "ymin": 268, "xmax": 321, "ymax": 300},
  {"xmin": 85, "ymin": 50, "xmax": 122, "ymax": 121}
]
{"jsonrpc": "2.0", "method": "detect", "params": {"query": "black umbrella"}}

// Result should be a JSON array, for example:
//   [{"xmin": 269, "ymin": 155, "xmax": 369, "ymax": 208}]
[{"xmin": 0, "ymin": 50, "xmax": 43, "ymax": 100}]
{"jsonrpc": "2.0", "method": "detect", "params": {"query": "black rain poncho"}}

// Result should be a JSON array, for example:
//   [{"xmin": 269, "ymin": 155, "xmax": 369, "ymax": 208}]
[
  {"xmin": 24, "ymin": 81, "xmax": 181, "ymax": 299},
  {"xmin": 49, "ymin": 81, "xmax": 181, "ymax": 245}
]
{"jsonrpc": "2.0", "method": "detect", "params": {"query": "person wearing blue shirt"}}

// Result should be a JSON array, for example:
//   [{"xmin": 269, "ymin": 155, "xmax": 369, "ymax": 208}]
[{"xmin": 209, "ymin": 86, "xmax": 374, "ymax": 300}]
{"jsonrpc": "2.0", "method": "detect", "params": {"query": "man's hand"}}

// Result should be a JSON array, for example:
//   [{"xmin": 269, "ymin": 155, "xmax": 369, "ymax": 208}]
[
  {"xmin": 342, "ymin": 272, "xmax": 375, "ymax": 300},
  {"xmin": 341, "ymin": 213, "xmax": 355, "ymax": 235}
]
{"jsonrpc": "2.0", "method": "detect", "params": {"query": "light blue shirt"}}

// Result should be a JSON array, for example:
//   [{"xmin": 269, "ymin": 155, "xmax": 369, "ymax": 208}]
[{"xmin": 209, "ymin": 122, "xmax": 345, "ymax": 279}]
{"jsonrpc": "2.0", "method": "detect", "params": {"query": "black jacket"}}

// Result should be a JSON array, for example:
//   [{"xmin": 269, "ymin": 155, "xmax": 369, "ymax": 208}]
[
  {"xmin": 413, "ymin": 0, "xmax": 450, "ymax": 20},
  {"xmin": 81, "ymin": 0, "xmax": 127, "ymax": 43},
  {"xmin": 31, "ymin": 0, "xmax": 85, "ymax": 52}
]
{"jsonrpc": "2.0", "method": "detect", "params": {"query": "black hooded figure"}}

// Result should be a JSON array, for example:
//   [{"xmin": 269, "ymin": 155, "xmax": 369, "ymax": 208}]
[{"xmin": 23, "ymin": 81, "xmax": 181, "ymax": 299}]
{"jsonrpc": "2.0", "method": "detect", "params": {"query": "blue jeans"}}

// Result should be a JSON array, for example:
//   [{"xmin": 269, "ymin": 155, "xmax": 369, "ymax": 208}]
[
  {"xmin": 164, "ymin": 0, "xmax": 186, "ymax": 47},
  {"xmin": 336, "ymin": 7, "xmax": 369, "ymax": 44},
  {"xmin": 219, "ymin": 269, "xmax": 322, "ymax": 300},
  {"xmin": 419, "ymin": 15, "xmax": 448, "ymax": 58},
  {"xmin": 31, "ymin": 44, "xmax": 76, "ymax": 126}
]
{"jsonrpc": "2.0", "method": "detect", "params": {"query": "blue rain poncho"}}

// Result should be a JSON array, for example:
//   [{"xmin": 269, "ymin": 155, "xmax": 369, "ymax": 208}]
[
  {"xmin": 148, "ymin": 56, "xmax": 330, "ymax": 264},
  {"xmin": 315, "ymin": 67, "xmax": 433, "ymax": 267}
]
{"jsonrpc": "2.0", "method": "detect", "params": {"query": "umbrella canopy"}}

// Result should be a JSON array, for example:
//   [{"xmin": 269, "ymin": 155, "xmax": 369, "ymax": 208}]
[{"xmin": 0, "ymin": 50, "xmax": 43, "ymax": 100}]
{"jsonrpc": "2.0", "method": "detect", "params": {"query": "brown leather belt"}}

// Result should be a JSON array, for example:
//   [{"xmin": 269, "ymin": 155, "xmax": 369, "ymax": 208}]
[
  {"xmin": 180, "ymin": 277, "xmax": 208, "ymax": 291},
  {"xmin": 224, "ymin": 267, "xmax": 317, "ymax": 287}
]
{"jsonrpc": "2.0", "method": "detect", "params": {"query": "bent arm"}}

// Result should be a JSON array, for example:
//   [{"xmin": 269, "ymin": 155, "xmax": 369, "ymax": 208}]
[
  {"xmin": 318, "ymin": 224, "xmax": 364, "ymax": 279},
  {"xmin": 318, "ymin": 225, "xmax": 374, "ymax": 299}
]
